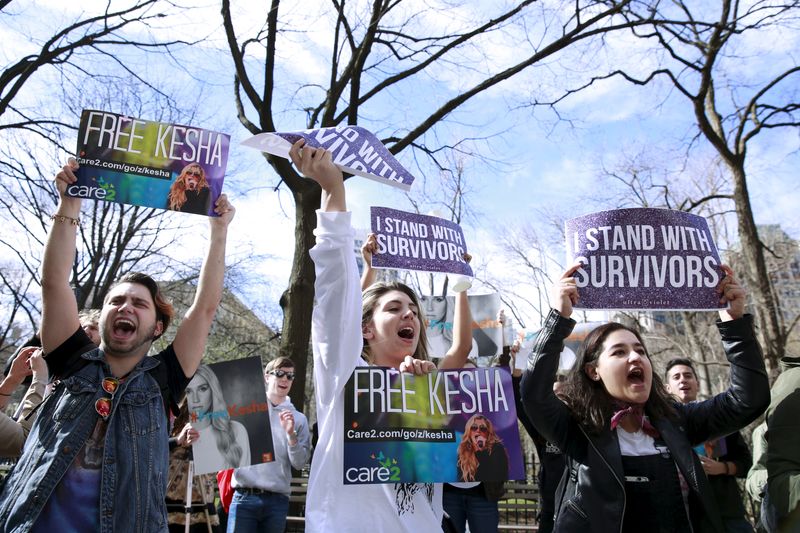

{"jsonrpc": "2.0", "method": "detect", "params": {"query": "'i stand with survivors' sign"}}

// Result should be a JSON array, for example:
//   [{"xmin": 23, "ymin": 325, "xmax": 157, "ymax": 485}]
[
  {"xmin": 369, "ymin": 206, "xmax": 473, "ymax": 277},
  {"xmin": 565, "ymin": 208, "xmax": 726, "ymax": 310},
  {"xmin": 343, "ymin": 366, "xmax": 524, "ymax": 484},
  {"xmin": 69, "ymin": 109, "xmax": 230, "ymax": 216},
  {"xmin": 241, "ymin": 126, "xmax": 416, "ymax": 190}
]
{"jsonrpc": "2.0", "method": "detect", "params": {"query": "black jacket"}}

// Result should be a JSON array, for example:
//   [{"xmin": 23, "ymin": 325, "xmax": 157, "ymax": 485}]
[{"xmin": 520, "ymin": 310, "xmax": 770, "ymax": 533}]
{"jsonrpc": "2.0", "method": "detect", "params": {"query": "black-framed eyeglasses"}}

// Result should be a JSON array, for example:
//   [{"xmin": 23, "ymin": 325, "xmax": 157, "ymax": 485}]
[
  {"xmin": 268, "ymin": 369, "xmax": 295, "ymax": 380},
  {"xmin": 95, "ymin": 376, "xmax": 120, "ymax": 420}
]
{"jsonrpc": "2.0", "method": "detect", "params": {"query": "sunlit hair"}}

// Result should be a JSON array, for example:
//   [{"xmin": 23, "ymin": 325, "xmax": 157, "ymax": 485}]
[
  {"xmin": 457, "ymin": 414, "xmax": 504, "ymax": 481},
  {"xmin": 361, "ymin": 281, "xmax": 429, "ymax": 364},
  {"xmin": 171, "ymin": 398, "xmax": 191, "ymax": 438},
  {"xmin": 78, "ymin": 308, "xmax": 100, "ymax": 328},
  {"xmin": 107, "ymin": 272, "xmax": 174, "ymax": 340},
  {"xmin": 167, "ymin": 163, "xmax": 209, "ymax": 211},
  {"xmin": 560, "ymin": 322, "xmax": 676, "ymax": 434},
  {"xmin": 191, "ymin": 365, "xmax": 243, "ymax": 468},
  {"xmin": 265, "ymin": 356, "xmax": 295, "ymax": 374}
]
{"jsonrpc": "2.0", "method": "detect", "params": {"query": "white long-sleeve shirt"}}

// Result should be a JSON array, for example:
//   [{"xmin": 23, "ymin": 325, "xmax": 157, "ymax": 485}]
[{"xmin": 305, "ymin": 210, "xmax": 443, "ymax": 533}]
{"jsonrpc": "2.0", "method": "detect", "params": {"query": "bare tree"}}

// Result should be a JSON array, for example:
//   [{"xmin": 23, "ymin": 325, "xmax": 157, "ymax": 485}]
[
  {"xmin": 221, "ymin": 0, "xmax": 672, "ymax": 408},
  {"xmin": 546, "ymin": 0, "xmax": 800, "ymax": 371}
]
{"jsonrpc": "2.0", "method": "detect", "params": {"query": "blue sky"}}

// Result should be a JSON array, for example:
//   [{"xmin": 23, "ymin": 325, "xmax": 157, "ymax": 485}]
[{"xmin": 2, "ymin": 0, "xmax": 798, "ymax": 331}]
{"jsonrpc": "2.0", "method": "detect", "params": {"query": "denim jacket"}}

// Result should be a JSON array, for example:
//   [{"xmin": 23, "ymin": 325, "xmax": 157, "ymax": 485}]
[{"xmin": 0, "ymin": 348, "xmax": 171, "ymax": 532}]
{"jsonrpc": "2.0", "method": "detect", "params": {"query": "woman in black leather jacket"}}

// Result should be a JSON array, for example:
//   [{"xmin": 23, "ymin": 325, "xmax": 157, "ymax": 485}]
[{"xmin": 520, "ymin": 264, "xmax": 769, "ymax": 533}]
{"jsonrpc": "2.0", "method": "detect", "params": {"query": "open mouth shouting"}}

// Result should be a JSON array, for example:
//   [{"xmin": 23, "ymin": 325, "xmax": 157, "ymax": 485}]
[
  {"xmin": 398, "ymin": 326, "xmax": 415, "ymax": 342},
  {"xmin": 111, "ymin": 317, "xmax": 137, "ymax": 341},
  {"xmin": 627, "ymin": 366, "xmax": 646, "ymax": 388}
]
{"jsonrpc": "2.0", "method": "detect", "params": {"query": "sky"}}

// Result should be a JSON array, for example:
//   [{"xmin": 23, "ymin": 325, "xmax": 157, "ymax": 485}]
[{"xmin": 2, "ymin": 0, "xmax": 799, "ymax": 332}]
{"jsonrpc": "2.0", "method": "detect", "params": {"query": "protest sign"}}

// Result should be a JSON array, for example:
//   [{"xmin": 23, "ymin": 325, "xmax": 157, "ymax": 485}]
[
  {"xmin": 70, "ymin": 109, "xmax": 229, "ymax": 216},
  {"xmin": 421, "ymin": 292, "xmax": 502, "ymax": 360},
  {"xmin": 241, "ymin": 126, "xmax": 415, "ymax": 190},
  {"xmin": 565, "ymin": 208, "xmax": 725, "ymax": 310},
  {"xmin": 370, "ymin": 206, "xmax": 473, "ymax": 277},
  {"xmin": 188, "ymin": 357, "xmax": 274, "ymax": 475},
  {"xmin": 343, "ymin": 366, "xmax": 524, "ymax": 484}
]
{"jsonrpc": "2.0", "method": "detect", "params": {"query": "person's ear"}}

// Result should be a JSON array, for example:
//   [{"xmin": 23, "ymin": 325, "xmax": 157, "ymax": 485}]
[
  {"xmin": 585, "ymin": 364, "xmax": 600, "ymax": 382},
  {"xmin": 362, "ymin": 324, "xmax": 374, "ymax": 340},
  {"xmin": 154, "ymin": 320, "xmax": 164, "ymax": 339}
]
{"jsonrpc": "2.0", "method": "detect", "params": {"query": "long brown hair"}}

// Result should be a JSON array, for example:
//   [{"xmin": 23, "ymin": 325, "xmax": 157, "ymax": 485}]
[
  {"xmin": 560, "ymin": 322, "xmax": 676, "ymax": 434},
  {"xmin": 360, "ymin": 281, "xmax": 429, "ymax": 364},
  {"xmin": 167, "ymin": 163, "xmax": 209, "ymax": 210}
]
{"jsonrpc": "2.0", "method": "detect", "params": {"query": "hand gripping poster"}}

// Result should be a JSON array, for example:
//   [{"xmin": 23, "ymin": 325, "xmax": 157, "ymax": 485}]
[
  {"xmin": 241, "ymin": 126, "xmax": 415, "ymax": 190},
  {"xmin": 370, "ymin": 206, "xmax": 473, "ymax": 277},
  {"xmin": 187, "ymin": 356, "xmax": 274, "ymax": 475},
  {"xmin": 565, "ymin": 208, "xmax": 726, "ymax": 310},
  {"xmin": 342, "ymin": 366, "xmax": 524, "ymax": 484},
  {"xmin": 69, "ymin": 109, "xmax": 230, "ymax": 216}
]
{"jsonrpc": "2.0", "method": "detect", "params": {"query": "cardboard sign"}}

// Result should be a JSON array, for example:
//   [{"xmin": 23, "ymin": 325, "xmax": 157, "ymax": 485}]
[
  {"xmin": 369, "ymin": 206, "xmax": 473, "ymax": 277},
  {"xmin": 343, "ymin": 366, "xmax": 524, "ymax": 484},
  {"xmin": 70, "ymin": 110, "xmax": 230, "ymax": 216},
  {"xmin": 241, "ymin": 126, "xmax": 415, "ymax": 190},
  {"xmin": 565, "ymin": 208, "xmax": 725, "ymax": 310},
  {"xmin": 188, "ymin": 357, "xmax": 274, "ymax": 475}
]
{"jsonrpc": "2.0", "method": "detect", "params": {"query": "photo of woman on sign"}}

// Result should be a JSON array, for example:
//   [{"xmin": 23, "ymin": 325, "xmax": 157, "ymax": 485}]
[
  {"xmin": 167, "ymin": 163, "xmax": 211, "ymax": 215},
  {"xmin": 457, "ymin": 414, "xmax": 509, "ymax": 483},
  {"xmin": 186, "ymin": 364, "xmax": 250, "ymax": 473}
]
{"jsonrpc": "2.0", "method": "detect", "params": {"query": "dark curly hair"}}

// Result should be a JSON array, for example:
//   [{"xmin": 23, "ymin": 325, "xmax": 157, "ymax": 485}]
[{"xmin": 560, "ymin": 322, "xmax": 677, "ymax": 434}]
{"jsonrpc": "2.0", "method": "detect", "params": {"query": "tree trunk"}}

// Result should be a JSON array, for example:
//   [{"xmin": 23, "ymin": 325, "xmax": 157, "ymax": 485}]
[
  {"xmin": 728, "ymin": 163, "xmax": 783, "ymax": 376},
  {"xmin": 281, "ymin": 183, "xmax": 322, "ymax": 413}
]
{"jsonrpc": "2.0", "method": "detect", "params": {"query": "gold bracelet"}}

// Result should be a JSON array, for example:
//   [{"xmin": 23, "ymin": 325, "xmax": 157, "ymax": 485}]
[{"xmin": 50, "ymin": 213, "xmax": 80, "ymax": 227}]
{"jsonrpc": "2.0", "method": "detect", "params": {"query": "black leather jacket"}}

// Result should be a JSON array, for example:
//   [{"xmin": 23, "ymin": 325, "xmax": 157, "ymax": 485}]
[{"xmin": 520, "ymin": 310, "xmax": 770, "ymax": 533}]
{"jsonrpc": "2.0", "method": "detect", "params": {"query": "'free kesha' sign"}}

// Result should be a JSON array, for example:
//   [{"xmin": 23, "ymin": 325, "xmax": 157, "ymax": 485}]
[{"xmin": 565, "ymin": 208, "xmax": 725, "ymax": 310}]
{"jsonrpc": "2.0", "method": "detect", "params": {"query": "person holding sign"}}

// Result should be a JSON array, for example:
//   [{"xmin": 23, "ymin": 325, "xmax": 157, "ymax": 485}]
[
  {"xmin": 0, "ymin": 158, "xmax": 235, "ymax": 532},
  {"xmin": 521, "ymin": 264, "xmax": 769, "ymax": 533},
  {"xmin": 290, "ymin": 139, "xmax": 474, "ymax": 533}
]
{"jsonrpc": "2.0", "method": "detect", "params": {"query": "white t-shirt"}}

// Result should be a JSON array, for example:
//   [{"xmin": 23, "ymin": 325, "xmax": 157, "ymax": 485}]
[{"xmin": 306, "ymin": 210, "xmax": 444, "ymax": 533}]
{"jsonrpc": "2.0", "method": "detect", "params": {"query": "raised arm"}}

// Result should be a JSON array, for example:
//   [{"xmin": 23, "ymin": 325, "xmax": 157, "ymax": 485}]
[
  {"xmin": 360, "ymin": 233, "xmax": 379, "ymax": 291},
  {"xmin": 172, "ymin": 194, "xmax": 235, "ymax": 377},
  {"xmin": 41, "ymin": 160, "xmax": 83, "ymax": 353},
  {"xmin": 438, "ymin": 254, "xmax": 474, "ymax": 370}
]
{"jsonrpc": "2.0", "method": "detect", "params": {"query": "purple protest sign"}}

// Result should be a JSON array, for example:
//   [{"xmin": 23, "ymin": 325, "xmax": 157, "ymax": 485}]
[
  {"xmin": 240, "ymin": 126, "xmax": 415, "ymax": 190},
  {"xmin": 370, "ymin": 206, "xmax": 473, "ymax": 277},
  {"xmin": 565, "ymin": 208, "xmax": 725, "ymax": 310}
]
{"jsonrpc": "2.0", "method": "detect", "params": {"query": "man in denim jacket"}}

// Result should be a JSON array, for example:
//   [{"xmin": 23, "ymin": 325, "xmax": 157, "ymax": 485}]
[{"xmin": 0, "ymin": 159, "xmax": 235, "ymax": 532}]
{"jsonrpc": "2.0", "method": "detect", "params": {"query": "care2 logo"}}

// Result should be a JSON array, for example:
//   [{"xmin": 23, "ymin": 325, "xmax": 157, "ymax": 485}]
[
  {"xmin": 67, "ymin": 176, "xmax": 116, "ymax": 201},
  {"xmin": 344, "ymin": 450, "xmax": 401, "ymax": 483}
]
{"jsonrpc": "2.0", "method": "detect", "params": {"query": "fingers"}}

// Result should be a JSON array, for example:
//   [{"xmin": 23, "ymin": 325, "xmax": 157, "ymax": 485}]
[
  {"xmin": 211, "ymin": 193, "xmax": 236, "ymax": 224},
  {"xmin": 361, "ymin": 233, "xmax": 378, "ymax": 261},
  {"xmin": 399, "ymin": 356, "xmax": 436, "ymax": 375},
  {"xmin": 463, "ymin": 252, "xmax": 472, "ymax": 264}
]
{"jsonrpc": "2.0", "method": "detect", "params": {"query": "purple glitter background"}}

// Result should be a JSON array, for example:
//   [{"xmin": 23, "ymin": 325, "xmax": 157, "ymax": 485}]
[
  {"xmin": 370, "ymin": 206, "xmax": 473, "ymax": 276},
  {"xmin": 565, "ymin": 208, "xmax": 725, "ymax": 310}
]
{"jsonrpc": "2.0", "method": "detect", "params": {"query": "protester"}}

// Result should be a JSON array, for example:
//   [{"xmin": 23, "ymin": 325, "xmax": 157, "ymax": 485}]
[
  {"xmin": 762, "ymin": 355, "xmax": 800, "ymax": 531},
  {"xmin": 185, "ymin": 364, "xmax": 251, "ymax": 472},
  {"xmin": 444, "ymin": 360, "xmax": 505, "ymax": 533},
  {"xmin": 521, "ymin": 264, "xmax": 769, "ymax": 532},
  {"xmin": 0, "ymin": 157, "xmax": 235, "ymax": 532},
  {"xmin": 665, "ymin": 357, "xmax": 754, "ymax": 532},
  {"xmin": 165, "ymin": 401, "xmax": 221, "ymax": 533},
  {"xmin": 79, "ymin": 308, "xmax": 101, "ymax": 345},
  {"xmin": 226, "ymin": 356, "xmax": 312, "ymax": 533},
  {"xmin": 291, "ymin": 138, "xmax": 473, "ymax": 532},
  {"xmin": 0, "ymin": 348, "xmax": 47, "ymax": 458}
]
